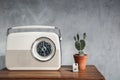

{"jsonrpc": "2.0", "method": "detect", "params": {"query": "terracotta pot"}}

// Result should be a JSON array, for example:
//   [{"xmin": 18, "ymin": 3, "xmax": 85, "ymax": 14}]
[{"xmin": 73, "ymin": 54, "xmax": 87, "ymax": 71}]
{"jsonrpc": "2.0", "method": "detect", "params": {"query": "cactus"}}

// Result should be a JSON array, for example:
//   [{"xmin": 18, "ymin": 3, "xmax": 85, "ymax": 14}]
[{"xmin": 74, "ymin": 33, "xmax": 86, "ymax": 55}]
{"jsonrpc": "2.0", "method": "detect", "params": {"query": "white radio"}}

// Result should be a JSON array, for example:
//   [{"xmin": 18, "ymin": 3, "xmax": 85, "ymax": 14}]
[{"xmin": 6, "ymin": 26, "xmax": 62, "ymax": 70}]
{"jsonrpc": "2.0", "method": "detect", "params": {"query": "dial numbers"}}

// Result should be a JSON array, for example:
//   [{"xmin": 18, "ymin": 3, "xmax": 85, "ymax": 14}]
[{"xmin": 37, "ymin": 41, "xmax": 52, "ymax": 57}]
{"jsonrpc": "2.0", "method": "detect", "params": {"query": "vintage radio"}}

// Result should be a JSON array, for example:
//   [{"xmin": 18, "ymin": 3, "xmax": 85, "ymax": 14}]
[{"xmin": 6, "ymin": 26, "xmax": 62, "ymax": 70}]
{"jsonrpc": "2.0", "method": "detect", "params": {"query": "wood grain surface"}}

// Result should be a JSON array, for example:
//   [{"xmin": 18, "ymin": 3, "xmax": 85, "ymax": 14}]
[{"xmin": 0, "ymin": 65, "xmax": 105, "ymax": 80}]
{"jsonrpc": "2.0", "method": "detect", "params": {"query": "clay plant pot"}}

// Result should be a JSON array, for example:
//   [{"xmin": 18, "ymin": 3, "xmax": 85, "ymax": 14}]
[{"xmin": 73, "ymin": 54, "xmax": 87, "ymax": 71}]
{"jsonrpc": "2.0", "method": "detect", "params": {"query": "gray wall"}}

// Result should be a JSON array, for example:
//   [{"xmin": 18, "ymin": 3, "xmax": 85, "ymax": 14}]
[{"xmin": 0, "ymin": 0, "xmax": 120, "ymax": 80}]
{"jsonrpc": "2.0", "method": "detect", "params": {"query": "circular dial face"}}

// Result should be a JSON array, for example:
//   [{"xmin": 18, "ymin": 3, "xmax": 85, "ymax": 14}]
[
  {"xmin": 37, "ymin": 41, "xmax": 51, "ymax": 57},
  {"xmin": 32, "ymin": 37, "xmax": 56, "ymax": 61}
]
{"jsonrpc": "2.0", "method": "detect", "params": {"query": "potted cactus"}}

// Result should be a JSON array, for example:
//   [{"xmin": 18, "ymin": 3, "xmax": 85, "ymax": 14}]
[{"xmin": 73, "ymin": 33, "xmax": 87, "ymax": 70}]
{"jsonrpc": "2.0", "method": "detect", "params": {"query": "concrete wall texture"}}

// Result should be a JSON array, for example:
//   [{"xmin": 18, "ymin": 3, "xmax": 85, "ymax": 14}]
[{"xmin": 0, "ymin": 0, "xmax": 120, "ymax": 79}]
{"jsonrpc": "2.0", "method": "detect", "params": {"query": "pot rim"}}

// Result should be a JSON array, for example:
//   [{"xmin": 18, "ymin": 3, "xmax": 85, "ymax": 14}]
[{"xmin": 74, "ymin": 54, "xmax": 87, "ymax": 56}]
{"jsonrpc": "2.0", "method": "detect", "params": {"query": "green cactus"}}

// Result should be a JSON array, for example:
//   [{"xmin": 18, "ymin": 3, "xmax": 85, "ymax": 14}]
[{"xmin": 74, "ymin": 33, "xmax": 86, "ymax": 55}]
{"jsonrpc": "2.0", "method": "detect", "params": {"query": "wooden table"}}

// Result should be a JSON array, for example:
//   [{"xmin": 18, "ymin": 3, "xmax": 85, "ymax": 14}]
[{"xmin": 0, "ymin": 65, "xmax": 105, "ymax": 80}]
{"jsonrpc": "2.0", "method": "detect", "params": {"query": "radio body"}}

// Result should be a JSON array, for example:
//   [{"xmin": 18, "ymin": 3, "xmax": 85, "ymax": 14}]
[{"xmin": 6, "ymin": 26, "xmax": 62, "ymax": 70}]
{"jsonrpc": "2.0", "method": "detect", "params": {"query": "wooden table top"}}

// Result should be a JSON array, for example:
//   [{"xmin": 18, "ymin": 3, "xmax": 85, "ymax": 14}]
[{"xmin": 0, "ymin": 65, "xmax": 105, "ymax": 80}]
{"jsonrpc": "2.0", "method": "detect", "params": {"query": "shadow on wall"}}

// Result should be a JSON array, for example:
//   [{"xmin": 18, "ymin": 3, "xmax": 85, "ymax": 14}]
[{"xmin": 0, "ymin": 55, "xmax": 5, "ymax": 69}]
